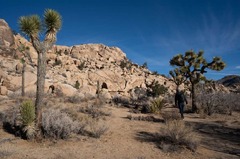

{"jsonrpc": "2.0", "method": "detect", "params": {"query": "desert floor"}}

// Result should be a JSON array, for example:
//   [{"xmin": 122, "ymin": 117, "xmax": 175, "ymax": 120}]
[{"xmin": 0, "ymin": 98, "xmax": 239, "ymax": 159}]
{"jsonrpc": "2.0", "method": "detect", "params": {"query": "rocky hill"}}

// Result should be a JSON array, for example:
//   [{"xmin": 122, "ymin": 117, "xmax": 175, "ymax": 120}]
[
  {"xmin": 0, "ymin": 19, "xmax": 177, "ymax": 98},
  {"xmin": 0, "ymin": 19, "xmax": 230, "ymax": 98},
  {"xmin": 217, "ymin": 75, "xmax": 240, "ymax": 93}
]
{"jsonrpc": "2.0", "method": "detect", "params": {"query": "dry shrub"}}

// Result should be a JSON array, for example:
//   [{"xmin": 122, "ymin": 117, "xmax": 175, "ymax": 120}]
[
  {"xmin": 87, "ymin": 119, "xmax": 108, "ymax": 138},
  {"xmin": 8, "ymin": 92, "xmax": 21, "ymax": 100},
  {"xmin": 2, "ymin": 105, "xmax": 20, "ymax": 128},
  {"xmin": 68, "ymin": 94, "xmax": 83, "ymax": 103},
  {"xmin": 161, "ymin": 111, "xmax": 181, "ymax": 122},
  {"xmin": 24, "ymin": 91, "xmax": 36, "ymax": 98},
  {"xmin": 42, "ymin": 109, "xmax": 85, "ymax": 139},
  {"xmin": 1, "ymin": 101, "xmax": 35, "ymax": 139},
  {"xmin": 159, "ymin": 120, "xmax": 198, "ymax": 152},
  {"xmin": 196, "ymin": 92, "xmax": 240, "ymax": 116},
  {"xmin": 79, "ymin": 98, "xmax": 111, "ymax": 119},
  {"xmin": 79, "ymin": 105, "xmax": 111, "ymax": 119},
  {"xmin": 112, "ymin": 95, "xmax": 130, "ymax": 106},
  {"xmin": 0, "ymin": 149, "xmax": 13, "ymax": 158}
]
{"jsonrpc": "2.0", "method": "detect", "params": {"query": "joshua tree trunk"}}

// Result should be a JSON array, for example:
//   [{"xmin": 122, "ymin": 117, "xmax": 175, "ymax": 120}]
[
  {"xmin": 191, "ymin": 83, "xmax": 197, "ymax": 113},
  {"xmin": 22, "ymin": 63, "xmax": 26, "ymax": 97},
  {"xmin": 35, "ymin": 52, "xmax": 46, "ymax": 131}
]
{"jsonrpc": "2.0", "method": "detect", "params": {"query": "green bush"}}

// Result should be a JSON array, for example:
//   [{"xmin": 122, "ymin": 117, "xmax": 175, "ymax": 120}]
[
  {"xmin": 149, "ymin": 98, "xmax": 164, "ymax": 113},
  {"xmin": 75, "ymin": 80, "xmax": 80, "ymax": 89},
  {"xmin": 20, "ymin": 100, "xmax": 35, "ymax": 126},
  {"xmin": 120, "ymin": 60, "xmax": 132, "ymax": 70},
  {"xmin": 147, "ymin": 81, "xmax": 168, "ymax": 97},
  {"xmin": 77, "ymin": 61, "xmax": 86, "ymax": 70},
  {"xmin": 20, "ymin": 100, "xmax": 36, "ymax": 139},
  {"xmin": 53, "ymin": 59, "xmax": 62, "ymax": 66}
]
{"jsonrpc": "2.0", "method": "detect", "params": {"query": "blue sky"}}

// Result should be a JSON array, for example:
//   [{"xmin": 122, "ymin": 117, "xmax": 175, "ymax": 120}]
[{"xmin": 1, "ymin": 0, "xmax": 240, "ymax": 80}]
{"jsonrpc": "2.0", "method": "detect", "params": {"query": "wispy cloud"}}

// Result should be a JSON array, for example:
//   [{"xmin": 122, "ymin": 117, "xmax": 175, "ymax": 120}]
[
  {"xmin": 236, "ymin": 66, "xmax": 240, "ymax": 69},
  {"xmin": 155, "ymin": 10, "xmax": 240, "ymax": 58}
]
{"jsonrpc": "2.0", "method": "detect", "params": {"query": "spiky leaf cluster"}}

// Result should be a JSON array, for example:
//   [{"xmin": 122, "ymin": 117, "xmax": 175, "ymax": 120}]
[
  {"xmin": 19, "ymin": 15, "xmax": 41, "ymax": 38},
  {"xmin": 19, "ymin": 9, "xmax": 62, "ymax": 48},
  {"xmin": 169, "ymin": 50, "xmax": 225, "ymax": 85},
  {"xmin": 169, "ymin": 68, "xmax": 186, "ymax": 86}
]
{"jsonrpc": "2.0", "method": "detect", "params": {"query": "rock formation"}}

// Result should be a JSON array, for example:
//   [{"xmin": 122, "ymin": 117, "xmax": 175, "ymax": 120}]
[{"xmin": 0, "ymin": 19, "xmax": 229, "ymax": 99}]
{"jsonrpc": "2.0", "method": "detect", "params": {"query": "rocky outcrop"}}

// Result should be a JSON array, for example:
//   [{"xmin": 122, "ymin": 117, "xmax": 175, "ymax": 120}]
[
  {"xmin": 0, "ymin": 19, "xmax": 183, "ymax": 98},
  {"xmin": 0, "ymin": 19, "xmax": 14, "ymax": 47}
]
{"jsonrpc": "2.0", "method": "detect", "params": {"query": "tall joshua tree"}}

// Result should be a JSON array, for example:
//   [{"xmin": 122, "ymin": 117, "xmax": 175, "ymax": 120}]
[
  {"xmin": 19, "ymin": 9, "xmax": 62, "ymax": 132},
  {"xmin": 169, "ymin": 50, "xmax": 225, "ymax": 113},
  {"xmin": 18, "ymin": 43, "xmax": 31, "ymax": 97}
]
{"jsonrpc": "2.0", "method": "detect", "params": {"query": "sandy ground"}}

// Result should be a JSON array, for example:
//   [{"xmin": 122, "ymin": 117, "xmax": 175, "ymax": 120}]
[{"xmin": 0, "ymin": 98, "xmax": 239, "ymax": 159}]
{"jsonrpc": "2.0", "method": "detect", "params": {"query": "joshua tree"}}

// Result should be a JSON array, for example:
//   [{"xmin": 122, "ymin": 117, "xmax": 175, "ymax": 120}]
[
  {"xmin": 19, "ymin": 9, "xmax": 62, "ymax": 133},
  {"xmin": 18, "ymin": 43, "xmax": 33, "ymax": 97},
  {"xmin": 169, "ymin": 50, "xmax": 225, "ymax": 112}
]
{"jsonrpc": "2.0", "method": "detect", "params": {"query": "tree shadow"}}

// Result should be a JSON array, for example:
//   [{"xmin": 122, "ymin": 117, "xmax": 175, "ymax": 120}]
[
  {"xmin": 135, "ymin": 131, "xmax": 192, "ymax": 152},
  {"xmin": 135, "ymin": 131, "xmax": 160, "ymax": 146},
  {"xmin": 123, "ymin": 116, "xmax": 164, "ymax": 123},
  {"xmin": 186, "ymin": 120, "xmax": 240, "ymax": 157}
]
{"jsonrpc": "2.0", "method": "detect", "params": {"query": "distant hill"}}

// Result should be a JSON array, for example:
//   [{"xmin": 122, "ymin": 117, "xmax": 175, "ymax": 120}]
[
  {"xmin": 217, "ymin": 75, "xmax": 240, "ymax": 93},
  {"xmin": 217, "ymin": 75, "xmax": 240, "ymax": 87}
]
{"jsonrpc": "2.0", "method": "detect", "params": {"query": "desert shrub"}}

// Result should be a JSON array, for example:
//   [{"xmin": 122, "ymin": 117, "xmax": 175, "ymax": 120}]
[
  {"xmin": 68, "ymin": 94, "xmax": 82, "ymax": 103},
  {"xmin": 56, "ymin": 50, "xmax": 62, "ymax": 56},
  {"xmin": 79, "ymin": 105, "xmax": 111, "ymax": 119},
  {"xmin": 88, "ymin": 119, "xmax": 108, "ymax": 138},
  {"xmin": 24, "ymin": 91, "xmax": 36, "ymax": 98},
  {"xmin": 0, "ymin": 149, "xmax": 13, "ymax": 158},
  {"xmin": 20, "ymin": 100, "xmax": 35, "ymax": 139},
  {"xmin": 120, "ymin": 60, "xmax": 132, "ymax": 70},
  {"xmin": 64, "ymin": 50, "xmax": 69, "ymax": 55},
  {"xmin": 42, "ymin": 109, "xmax": 84, "ymax": 139},
  {"xmin": 2, "ymin": 106, "xmax": 20, "ymax": 129},
  {"xmin": 112, "ymin": 95, "xmax": 130, "ymax": 106},
  {"xmin": 74, "ymin": 80, "xmax": 80, "ymax": 89},
  {"xmin": 228, "ymin": 93, "xmax": 240, "ymax": 112},
  {"xmin": 164, "ymin": 94, "xmax": 175, "ymax": 105},
  {"xmin": 152, "ymin": 71, "xmax": 159, "ymax": 75},
  {"xmin": 148, "ymin": 98, "xmax": 164, "ymax": 114},
  {"xmin": 8, "ymin": 91, "xmax": 21, "ymax": 100},
  {"xmin": 159, "ymin": 120, "xmax": 198, "ymax": 152},
  {"xmin": 77, "ymin": 61, "xmax": 86, "ymax": 70},
  {"xmin": 196, "ymin": 92, "xmax": 240, "ymax": 116},
  {"xmin": 147, "ymin": 80, "xmax": 168, "ymax": 97},
  {"xmin": 53, "ymin": 59, "xmax": 62, "ymax": 67},
  {"xmin": 1, "ymin": 104, "xmax": 33, "ymax": 138},
  {"xmin": 20, "ymin": 100, "xmax": 35, "ymax": 126},
  {"xmin": 141, "ymin": 62, "xmax": 148, "ymax": 69},
  {"xmin": 162, "ymin": 111, "xmax": 181, "ymax": 122}
]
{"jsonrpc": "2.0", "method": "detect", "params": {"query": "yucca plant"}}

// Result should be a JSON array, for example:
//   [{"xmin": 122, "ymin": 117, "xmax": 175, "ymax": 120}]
[
  {"xmin": 149, "ymin": 98, "xmax": 164, "ymax": 114},
  {"xmin": 19, "ymin": 9, "xmax": 62, "ymax": 135},
  {"xmin": 20, "ymin": 100, "xmax": 36, "ymax": 139}
]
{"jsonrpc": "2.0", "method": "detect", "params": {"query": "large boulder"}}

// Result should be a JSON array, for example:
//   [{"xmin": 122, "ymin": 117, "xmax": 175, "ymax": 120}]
[
  {"xmin": 0, "ymin": 19, "xmax": 14, "ymax": 47},
  {"xmin": 0, "ymin": 86, "xmax": 8, "ymax": 95}
]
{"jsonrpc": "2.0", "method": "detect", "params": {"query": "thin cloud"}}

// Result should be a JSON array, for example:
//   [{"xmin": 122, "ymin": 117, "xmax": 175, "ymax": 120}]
[
  {"xmin": 156, "ymin": 10, "xmax": 240, "ymax": 57},
  {"xmin": 236, "ymin": 66, "xmax": 240, "ymax": 69}
]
